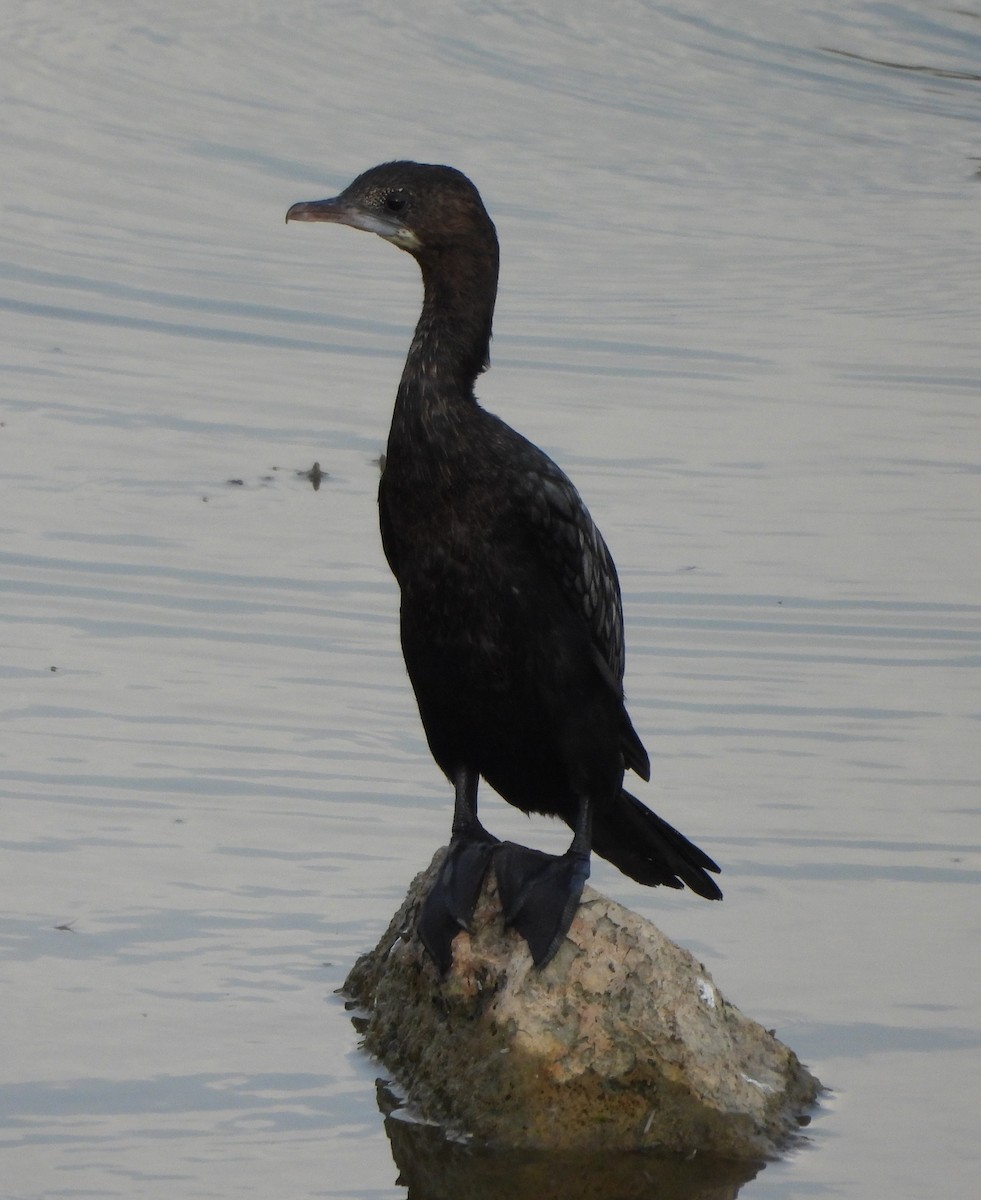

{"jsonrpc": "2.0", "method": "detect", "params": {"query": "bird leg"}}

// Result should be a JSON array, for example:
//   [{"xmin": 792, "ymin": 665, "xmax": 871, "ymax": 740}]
[
  {"xmin": 494, "ymin": 795, "xmax": 592, "ymax": 968},
  {"xmin": 418, "ymin": 766, "xmax": 499, "ymax": 973}
]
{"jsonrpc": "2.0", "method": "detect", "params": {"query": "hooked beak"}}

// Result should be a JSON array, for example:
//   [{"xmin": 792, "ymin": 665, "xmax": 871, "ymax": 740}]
[
  {"xmin": 285, "ymin": 197, "xmax": 420, "ymax": 250},
  {"xmin": 285, "ymin": 197, "xmax": 351, "ymax": 224}
]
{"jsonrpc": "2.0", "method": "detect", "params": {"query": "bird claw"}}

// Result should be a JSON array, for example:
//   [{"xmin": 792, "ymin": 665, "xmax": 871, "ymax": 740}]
[
  {"xmin": 418, "ymin": 834, "xmax": 498, "ymax": 973},
  {"xmin": 494, "ymin": 841, "xmax": 590, "ymax": 968}
]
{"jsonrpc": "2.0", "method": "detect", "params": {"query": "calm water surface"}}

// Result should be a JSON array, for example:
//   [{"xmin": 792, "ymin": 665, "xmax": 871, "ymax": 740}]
[{"xmin": 2, "ymin": 2, "xmax": 979, "ymax": 1197}]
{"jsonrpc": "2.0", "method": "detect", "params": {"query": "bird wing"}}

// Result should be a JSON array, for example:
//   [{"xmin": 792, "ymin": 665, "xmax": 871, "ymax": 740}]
[
  {"xmin": 513, "ymin": 448, "xmax": 626, "ymax": 687},
  {"xmin": 515, "ymin": 453, "xmax": 652, "ymax": 782},
  {"xmin": 509, "ymin": 435, "xmax": 651, "ymax": 780}
]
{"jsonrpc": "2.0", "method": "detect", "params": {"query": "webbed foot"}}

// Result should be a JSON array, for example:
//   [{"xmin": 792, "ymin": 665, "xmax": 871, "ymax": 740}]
[
  {"xmin": 418, "ymin": 834, "xmax": 498, "ymax": 973},
  {"xmin": 494, "ymin": 841, "xmax": 590, "ymax": 967}
]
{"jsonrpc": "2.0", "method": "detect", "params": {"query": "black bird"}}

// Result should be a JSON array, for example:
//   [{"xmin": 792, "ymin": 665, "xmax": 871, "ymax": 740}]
[{"xmin": 287, "ymin": 163, "xmax": 721, "ymax": 970}]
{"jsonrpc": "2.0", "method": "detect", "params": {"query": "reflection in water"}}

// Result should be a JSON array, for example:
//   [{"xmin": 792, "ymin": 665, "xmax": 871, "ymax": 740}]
[{"xmin": 377, "ymin": 1084, "xmax": 761, "ymax": 1200}]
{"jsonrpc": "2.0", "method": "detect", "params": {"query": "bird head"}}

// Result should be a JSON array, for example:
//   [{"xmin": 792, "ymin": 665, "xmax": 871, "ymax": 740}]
[{"xmin": 286, "ymin": 161, "xmax": 497, "ymax": 263}]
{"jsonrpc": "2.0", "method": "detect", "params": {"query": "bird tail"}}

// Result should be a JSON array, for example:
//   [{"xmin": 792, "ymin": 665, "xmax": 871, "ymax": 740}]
[{"xmin": 590, "ymin": 790, "xmax": 722, "ymax": 900}]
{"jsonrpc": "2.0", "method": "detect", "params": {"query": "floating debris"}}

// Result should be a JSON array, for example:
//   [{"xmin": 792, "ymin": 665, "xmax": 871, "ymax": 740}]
[{"xmin": 298, "ymin": 461, "xmax": 327, "ymax": 491}]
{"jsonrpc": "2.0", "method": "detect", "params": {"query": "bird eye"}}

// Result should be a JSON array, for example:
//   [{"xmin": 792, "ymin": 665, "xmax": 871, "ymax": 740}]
[{"xmin": 383, "ymin": 191, "xmax": 407, "ymax": 213}]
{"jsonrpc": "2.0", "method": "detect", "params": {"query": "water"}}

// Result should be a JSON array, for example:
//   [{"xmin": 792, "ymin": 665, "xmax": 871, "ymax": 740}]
[{"xmin": 2, "ymin": 1, "xmax": 979, "ymax": 1196}]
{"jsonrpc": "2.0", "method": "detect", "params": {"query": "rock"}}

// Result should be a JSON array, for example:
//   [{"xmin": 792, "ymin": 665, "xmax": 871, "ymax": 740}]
[{"xmin": 344, "ymin": 848, "xmax": 822, "ymax": 1160}]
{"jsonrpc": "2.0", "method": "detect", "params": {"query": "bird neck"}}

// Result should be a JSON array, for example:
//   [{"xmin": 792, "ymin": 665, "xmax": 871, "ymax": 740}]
[{"xmin": 390, "ymin": 245, "xmax": 498, "ymax": 443}]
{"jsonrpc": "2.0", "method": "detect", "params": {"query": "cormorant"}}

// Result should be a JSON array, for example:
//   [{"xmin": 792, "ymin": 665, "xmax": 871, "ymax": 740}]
[{"xmin": 287, "ymin": 162, "xmax": 721, "ymax": 971}]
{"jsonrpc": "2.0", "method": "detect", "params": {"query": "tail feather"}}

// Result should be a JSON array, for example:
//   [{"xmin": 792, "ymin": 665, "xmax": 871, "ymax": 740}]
[{"xmin": 590, "ymin": 790, "xmax": 722, "ymax": 901}]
